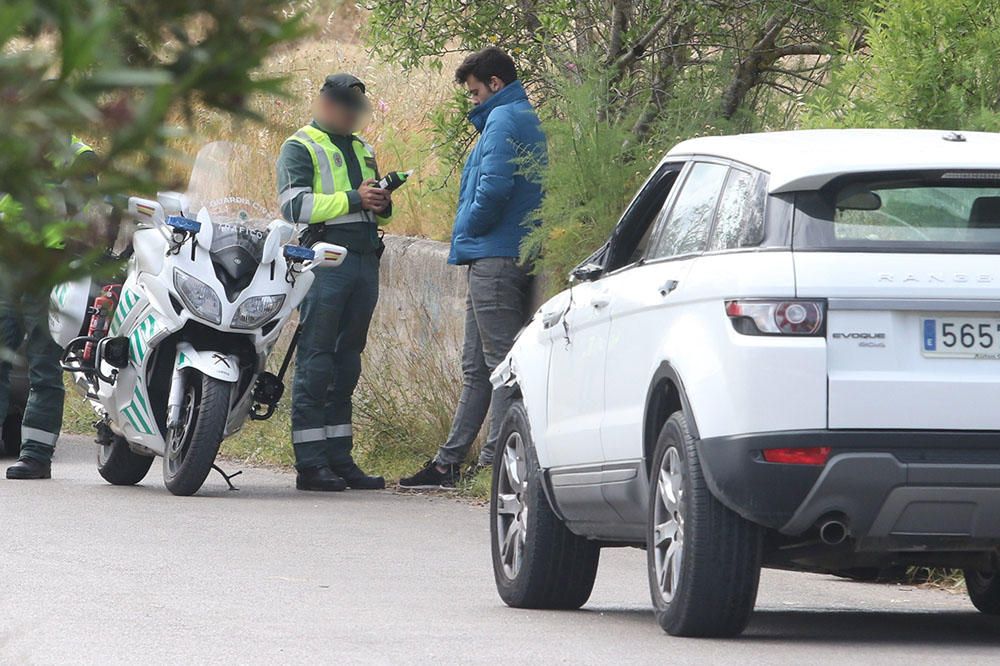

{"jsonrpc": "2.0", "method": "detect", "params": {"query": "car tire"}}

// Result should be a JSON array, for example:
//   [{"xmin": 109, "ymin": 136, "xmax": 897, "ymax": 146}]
[
  {"xmin": 646, "ymin": 412, "xmax": 763, "ymax": 637},
  {"xmin": 964, "ymin": 569, "xmax": 1000, "ymax": 614},
  {"xmin": 1, "ymin": 410, "xmax": 23, "ymax": 458},
  {"xmin": 97, "ymin": 432, "xmax": 154, "ymax": 486},
  {"xmin": 490, "ymin": 399, "xmax": 600, "ymax": 610}
]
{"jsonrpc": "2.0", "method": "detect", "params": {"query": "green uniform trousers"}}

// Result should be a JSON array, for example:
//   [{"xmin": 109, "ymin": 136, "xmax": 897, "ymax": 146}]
[
  {"xmin": 290, "ymin": 250, "xmax": 379, "ymax": 470},
  {"xmin": 0, "ymin": 280, "xmax": 65, "ymax": 463}
]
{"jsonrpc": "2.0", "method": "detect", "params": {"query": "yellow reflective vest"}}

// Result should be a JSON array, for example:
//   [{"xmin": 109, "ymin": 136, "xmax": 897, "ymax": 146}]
[{"xmin": 280, "ymin": 124, "xmax": 391, "ymax": 227}]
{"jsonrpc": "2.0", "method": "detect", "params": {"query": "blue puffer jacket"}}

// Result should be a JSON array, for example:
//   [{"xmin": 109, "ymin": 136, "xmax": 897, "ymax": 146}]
[{"xmin": 448, "ymin": 80, "xmax": 546, "ymax": 265}]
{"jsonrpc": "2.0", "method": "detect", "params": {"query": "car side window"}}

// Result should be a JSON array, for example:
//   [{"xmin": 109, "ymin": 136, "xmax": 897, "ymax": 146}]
[
  {"xmin": 603, "ymin": 164, "xmax": 683, "ymax": 273},
  {"xmin": 646, "ymin": 162, "xmax": 729, "ymax": 261},
  {"xmin": 709, "ymin": 168, "xmax": 767, "ymax": 251}
]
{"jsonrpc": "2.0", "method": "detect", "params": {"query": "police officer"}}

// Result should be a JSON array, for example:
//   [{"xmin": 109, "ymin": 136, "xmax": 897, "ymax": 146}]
[
  {"xmin": 276, "ymin": 74, "xmax": 390, "ymax": 492},
  {"xmin": 0, "ymin": 135, "xmax": 97, "ymax": 479}
]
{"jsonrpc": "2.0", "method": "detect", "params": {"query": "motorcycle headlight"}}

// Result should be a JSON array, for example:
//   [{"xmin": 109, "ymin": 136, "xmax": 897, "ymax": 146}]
[
  {"xmin": 232, "ymin": 294, "xmax": 285, "ymax": 330},
  {"xmin": 173, "ymin": 268, "xmax": 222, "ymax": 325}
]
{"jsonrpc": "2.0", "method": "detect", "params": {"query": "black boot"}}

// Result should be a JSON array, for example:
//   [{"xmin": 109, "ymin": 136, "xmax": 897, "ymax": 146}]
[
  {"xmin": 295, "ymin": 465, "xmax": 347, "ymax": 492},
  {"xmin": 6, "ymin": 457, "xmax": 52, "ymax": 480},
  {"xmin": 331, "ymin": 461, "xmax": 385, "ymax": 490}
]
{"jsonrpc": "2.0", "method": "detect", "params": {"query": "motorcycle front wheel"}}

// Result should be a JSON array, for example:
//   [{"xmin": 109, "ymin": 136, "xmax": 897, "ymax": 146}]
[{"xmin": 163, "ymin": 370, "xmax": 232, "ymax": 496}]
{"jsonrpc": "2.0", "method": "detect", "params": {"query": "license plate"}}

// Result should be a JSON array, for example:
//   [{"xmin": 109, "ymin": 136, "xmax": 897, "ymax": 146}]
[{"xmin": 922, "ymin": 317, "xmax": 1000, "ymax": 359}]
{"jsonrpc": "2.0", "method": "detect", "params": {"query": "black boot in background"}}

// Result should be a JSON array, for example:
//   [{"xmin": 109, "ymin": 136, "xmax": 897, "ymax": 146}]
[
  {"xmin": 331, "ymin": 461, "xmax": 385, "ymax": 490},
  {"xmin": 296, "ymin": 465, "xmax": 347, "ymax": 492}
]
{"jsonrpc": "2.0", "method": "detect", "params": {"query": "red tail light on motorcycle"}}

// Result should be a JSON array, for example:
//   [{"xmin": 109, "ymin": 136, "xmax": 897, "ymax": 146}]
[{"xmin": 725, "ymin": 300, "xmax": 825, "ymax": 336}]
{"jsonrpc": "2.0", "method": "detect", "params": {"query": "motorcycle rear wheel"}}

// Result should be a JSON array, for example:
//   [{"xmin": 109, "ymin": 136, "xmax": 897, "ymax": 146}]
[
  {"xmin": 163, "ymin": 370, "xmax": 231, "ymax": 497},
  {"xmin": 98, "ymin": 432, "xmax": 154, "ymax": 485}
]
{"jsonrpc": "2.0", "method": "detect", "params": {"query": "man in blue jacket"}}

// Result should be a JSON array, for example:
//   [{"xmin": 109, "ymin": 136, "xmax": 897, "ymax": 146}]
[{"xmin": 401, "ymin": 47, "xmax": 545, "ymax": 489}]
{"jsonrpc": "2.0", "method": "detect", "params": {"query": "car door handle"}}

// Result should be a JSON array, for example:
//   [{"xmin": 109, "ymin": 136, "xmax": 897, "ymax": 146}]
[
  {"xmin": 659, "ymin": 279, "xmax": 679, "ymax": 297},
  {"xmin": 591, "ymin": 297, "xmax": 610, "ymax": 309}
]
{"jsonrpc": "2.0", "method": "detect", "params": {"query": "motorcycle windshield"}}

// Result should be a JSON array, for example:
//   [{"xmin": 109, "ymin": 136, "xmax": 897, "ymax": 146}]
[
  {"xmin": 185, "ymin": 142, "xmax": 277, "ymax": 294},
  {"xmin": 185, "ymin": 141, "xmax": 278, "ymax": 231}
]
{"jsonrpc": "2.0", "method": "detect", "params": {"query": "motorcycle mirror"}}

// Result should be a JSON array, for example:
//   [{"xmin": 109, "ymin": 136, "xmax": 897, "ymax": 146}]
[
  {"xmin": 157, "ymin": 191, "xmax": 189, "ymax": 217},
  {"xmin": 262, "ymin": 219, "xmax": 295, "ymax": 264},
  {"xmin": 195, "ymin": 207, "xmax": 214, "ymax": 247},
  {"xmin": 309, "ymin": 242, "xmax": 348, "ymax": 269},
  {"xmin": 127, "ymin": 197, "xmax": 165, "ymax": 226}
]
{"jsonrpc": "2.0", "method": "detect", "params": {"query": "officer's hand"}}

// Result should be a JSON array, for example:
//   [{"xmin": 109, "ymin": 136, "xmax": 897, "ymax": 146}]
[
  {"xmin": 373, "ymin": 190, "xmax": 391, "ymax": 214},
  {"xmin": 358, "ymin": 180, "xmax": 389, "ymax": 212}
]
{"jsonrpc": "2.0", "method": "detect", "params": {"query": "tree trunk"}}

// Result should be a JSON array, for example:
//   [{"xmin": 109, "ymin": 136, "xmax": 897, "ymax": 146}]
[
  {"xmin": 630, "ymin": 21, "xmax": 692, "ymax": 144},
  {"xmin": 719, "ymin": 14, "xmax": 789, "ymax": 120}
]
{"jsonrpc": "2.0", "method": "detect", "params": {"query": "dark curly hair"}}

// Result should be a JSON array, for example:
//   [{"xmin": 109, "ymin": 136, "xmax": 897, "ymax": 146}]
[{"xmin": 454, "ymin": 47, "xmax": 517, "ymax": 86}]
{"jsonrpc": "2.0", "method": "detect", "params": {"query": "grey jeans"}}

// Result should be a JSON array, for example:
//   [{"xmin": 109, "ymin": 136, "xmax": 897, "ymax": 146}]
[{"xmin": 435, "ymin": 257, "xmax": 531, "ymax": 466}]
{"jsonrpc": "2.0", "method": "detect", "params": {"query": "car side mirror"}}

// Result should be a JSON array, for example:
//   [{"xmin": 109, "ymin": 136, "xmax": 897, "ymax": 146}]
[{"xmin": 570, "ymin": 262, "xmax": 604, "ymax": 283}]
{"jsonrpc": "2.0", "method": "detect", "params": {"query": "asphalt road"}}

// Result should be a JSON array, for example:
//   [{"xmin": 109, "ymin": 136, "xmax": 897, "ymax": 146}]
[{"xmin": 1, "ymin": 437, "xmax": 998, "ymax": 665}]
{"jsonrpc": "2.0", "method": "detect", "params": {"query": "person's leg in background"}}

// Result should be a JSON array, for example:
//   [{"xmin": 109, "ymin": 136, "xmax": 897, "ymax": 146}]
[
  {"xmin": 400, "ymin": 257, "xmax": 530, "ymax": 488},
  {"xmin": 7, "ymin": 296, "xmax": 64, "ymax": 479},
  {"xmin": 399, "ymin": 272, "xmax": 490, "ymax": 489},
  {"xmin": 324, "ymin": 253, "xmax": 384, "ymax": 489},
  {"xmin": 468, "ymin": 257, "xmax": 531, "ymax": 466},
  {"xmin": 0, "ymin": 290, "xmax": 25, "ymax": 441}
]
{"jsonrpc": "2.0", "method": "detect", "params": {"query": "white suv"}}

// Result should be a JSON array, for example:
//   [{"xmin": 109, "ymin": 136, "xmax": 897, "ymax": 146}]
[{"xmin": 488, "ymin": 129, "xmax": 1000, "ymax": 637}]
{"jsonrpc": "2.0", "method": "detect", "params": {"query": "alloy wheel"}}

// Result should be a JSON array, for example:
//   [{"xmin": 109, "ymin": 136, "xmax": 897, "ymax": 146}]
[
  {"xmin": 496, "ymin": 430, "xmax": 529, "ymax": 579},
  {"xmin": 653, "ymin": 446, "xmax": 685, "ymax": 603}
]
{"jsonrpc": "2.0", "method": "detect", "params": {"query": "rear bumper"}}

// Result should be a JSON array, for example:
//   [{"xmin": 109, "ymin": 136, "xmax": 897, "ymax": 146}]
[{"xmin": 698, "ymin": 429, "xmax": 1000, "ymax": 550}]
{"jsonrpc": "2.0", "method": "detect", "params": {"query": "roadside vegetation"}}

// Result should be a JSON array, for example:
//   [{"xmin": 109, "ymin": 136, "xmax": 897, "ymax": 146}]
[{"xmin": 40, "ymin": 0, "xmax": 1000, "ymax": 527}]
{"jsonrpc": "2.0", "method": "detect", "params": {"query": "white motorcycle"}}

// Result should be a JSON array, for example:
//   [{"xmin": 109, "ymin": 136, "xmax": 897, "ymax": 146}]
[{"xmin": 50, "ymin": 142, "xmax": 345, "ymax": 495}]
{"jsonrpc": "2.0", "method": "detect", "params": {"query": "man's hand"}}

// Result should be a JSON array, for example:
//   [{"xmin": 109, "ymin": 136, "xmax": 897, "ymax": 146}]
[{"xmin": 358, "ymin": 179, "xmax": 389, "ymax": 213}]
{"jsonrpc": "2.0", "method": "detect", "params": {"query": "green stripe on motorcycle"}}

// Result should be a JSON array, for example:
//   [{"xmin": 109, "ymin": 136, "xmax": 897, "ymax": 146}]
[
  {"xmin": 131, "ymin": 330, "xmax": 145, "ymax": 362},
  {"xmin": 131, "ymin": 404, "xmax": 152, "ymax": 434},
  {"xmin": 133, "ymin": 387, "xmax": 149, "ymax": 413},
  {"xmin": 121, "ymin": 406, "xmax": 141, "ymax": 432}
]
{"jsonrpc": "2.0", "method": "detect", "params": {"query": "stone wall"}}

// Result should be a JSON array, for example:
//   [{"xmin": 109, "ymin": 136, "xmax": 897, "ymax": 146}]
[{"xmin": 370, "ymin": 235, "xmax": 467, "ymax": 367}]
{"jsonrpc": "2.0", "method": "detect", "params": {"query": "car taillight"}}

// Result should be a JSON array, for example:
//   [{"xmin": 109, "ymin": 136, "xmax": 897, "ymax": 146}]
[
  {"xmin": 725, "ymin": 299, "xmax": 825, "ymax": 336},
  {"xmin": 762, "ymin": 446, "xmax": 831, "ymax": 465}
]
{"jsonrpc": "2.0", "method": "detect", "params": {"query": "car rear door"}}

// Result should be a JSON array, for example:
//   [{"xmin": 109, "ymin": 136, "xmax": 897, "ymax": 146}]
[{"xmin": 793, "ymin": 175, "xmax": 1000, "ymax": 430}]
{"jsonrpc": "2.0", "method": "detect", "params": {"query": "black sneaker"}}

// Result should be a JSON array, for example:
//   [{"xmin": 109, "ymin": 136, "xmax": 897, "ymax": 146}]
[{"xmin": 398, "ymin": 459, "xmax": 459, "ymax": 489}]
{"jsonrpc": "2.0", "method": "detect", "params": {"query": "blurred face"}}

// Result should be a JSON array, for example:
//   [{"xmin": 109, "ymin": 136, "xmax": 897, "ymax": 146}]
[
  {"xmin": 313, "ymin": 95, "xmax": 364, "ymax": 134},
  {"xmin": 464, "ymin": 74, "xmax": 504, "ymax": 106}
]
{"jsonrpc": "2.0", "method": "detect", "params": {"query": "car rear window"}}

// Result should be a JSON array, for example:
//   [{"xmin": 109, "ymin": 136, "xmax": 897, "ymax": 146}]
[{"xmin": 794, "ymin": 171, "xmax": 1000, "ymax": 252}]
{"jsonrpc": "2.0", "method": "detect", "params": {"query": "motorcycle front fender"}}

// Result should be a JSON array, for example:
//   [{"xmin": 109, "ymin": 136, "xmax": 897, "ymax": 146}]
[{"xmin": 175, "ymin": 342, "xmax": 240, "ymax": 383}]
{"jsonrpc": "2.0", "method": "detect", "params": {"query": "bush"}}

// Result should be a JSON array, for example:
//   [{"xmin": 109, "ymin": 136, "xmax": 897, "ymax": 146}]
[
  {"xmin": 803, "ymin": 0, "xmax": 1000, "ymax": 131},
  {"xmin": 520, "ymin": 67, "xmax": 653, "ymax": 291}
]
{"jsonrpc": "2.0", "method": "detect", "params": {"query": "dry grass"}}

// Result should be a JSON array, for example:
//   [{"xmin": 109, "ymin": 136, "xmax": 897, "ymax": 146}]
[
  {"xmin": 165, "ymin": 3, "xmax": 460, "ymax": 240},
  {"xmin": 60, "ymin": 4, "xmax": 489, "ymax": 495}
]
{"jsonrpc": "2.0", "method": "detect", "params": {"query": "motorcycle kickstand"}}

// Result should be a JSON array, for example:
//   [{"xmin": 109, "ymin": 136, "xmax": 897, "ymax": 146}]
[{"xmin": 212, "ymin": 464, "xmax": 243, "ymax": 491}]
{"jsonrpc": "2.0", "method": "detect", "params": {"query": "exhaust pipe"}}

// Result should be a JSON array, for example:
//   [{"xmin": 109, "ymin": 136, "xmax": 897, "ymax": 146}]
[{"xmin": 818, "ymin": 518, "xmax": 848, "ymax": 546}]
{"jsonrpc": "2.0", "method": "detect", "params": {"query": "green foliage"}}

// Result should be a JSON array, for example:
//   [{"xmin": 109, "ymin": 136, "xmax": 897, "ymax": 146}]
[
  {"xmin": 364, "ymin": 0, "xmax": 579, "ymax": 83},
  {"xmin": 803, "ymin": 0, "xmax": 1000, "ymax": 130},
  {"xmin": 1, "ymin": 0, "xmax": 306, "ymax": 291},
  {"xmin": 365, "ymin": 0, "xmax": 863, "ymax": 286},
  {"xmin": 521, "ymin": 67, "xmax": 653, "ymax": 288}
]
